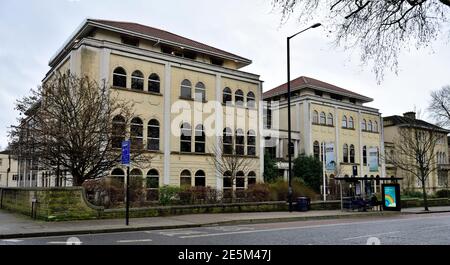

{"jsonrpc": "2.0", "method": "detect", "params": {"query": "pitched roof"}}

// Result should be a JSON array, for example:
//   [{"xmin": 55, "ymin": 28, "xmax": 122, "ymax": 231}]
[
  {"xmin": 383, "ymin": 115, "xmax": 450, "ymax": 133},
  {"xmin": 89, "ymin": 19, "xmax": 251, "ymax": 64},
  {"xmin": 263, "ymin": 76, "xmax": 372, "ymax": 102}
]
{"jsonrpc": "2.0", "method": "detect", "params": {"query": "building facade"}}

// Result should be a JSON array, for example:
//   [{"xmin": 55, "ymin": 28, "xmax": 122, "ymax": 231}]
[
  {"xmin": 0, "ymin": 151, "xmax": 19, "ymax": 187},
  {"xmin": 263, "ymin": 76, "xmax": 385, "ymax": 196},
  {"xmin": 384, "ymin": 112, "xmax": 450, "ymax": 193},
  {"xmin": 28, "ymin": 19, "xmax": 263, "ymax": 190}
]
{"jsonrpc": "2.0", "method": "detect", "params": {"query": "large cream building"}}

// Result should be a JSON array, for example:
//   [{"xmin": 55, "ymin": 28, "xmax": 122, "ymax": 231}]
[
  {"xmin": 21, "ymin": 19, "xmax": 264, "ymax": 190},
  {"xmin": 263, "ymin": 76, "xmax": 385, "ymax": 195},
  {"xmin": 0, "ymin": 151, "xmax": 19, "ymax": 187}
]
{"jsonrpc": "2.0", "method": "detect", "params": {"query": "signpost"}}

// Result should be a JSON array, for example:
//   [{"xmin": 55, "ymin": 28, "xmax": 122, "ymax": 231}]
[{"xmin": 122, "ymin": 140, "xmax": 131, "ymax": 226}]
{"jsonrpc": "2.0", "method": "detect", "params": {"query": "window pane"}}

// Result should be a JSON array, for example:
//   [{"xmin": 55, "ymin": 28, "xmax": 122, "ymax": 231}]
[
  {"xmin": 236, "ymin": 178, "xmax": 245, "ymax": 189},
  {"xmin": 148, "ymin": 74, "xmax": 160, "ymax": 93}
]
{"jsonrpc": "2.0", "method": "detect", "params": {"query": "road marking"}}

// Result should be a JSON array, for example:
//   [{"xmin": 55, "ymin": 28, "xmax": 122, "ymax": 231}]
[
  {"xmin": 205, "ymin": 226, "xmax": 255, "ymax": 232},
  {"xmin": 2, "ymin": 239, "xmax": 24, "ymax": 243},
  {"xmin": 116, "ymin": 239, "xmax": 153, "ymax": 243},
  {"xmin": 342, "ymin": 231, "xmax": 401, "ymax": 241},
  {"xmin": 157, "ymin": 230, "xmax": 207, "ymax": 237},
  {"xmin": 47, "ymin": 241, "xmax": 70, "ymax": 245}
]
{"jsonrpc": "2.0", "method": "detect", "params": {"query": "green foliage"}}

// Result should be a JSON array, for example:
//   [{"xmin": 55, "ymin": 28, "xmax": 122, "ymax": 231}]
[
  {"xmin": 293, "ymin": 155, "xmax": 323, "ymax": 192},
  {"xmin": 434, "ymin": 189, "xmax": 450, "ymax": 198},
  {"xmin": 268, "ymin": 179, "xmax": 319, "ymax": 201},
  {"xmin": 158, "ymin": 185, "xmax": 182, "ymax": 206},
  {"xmin": 245, "ymin": 183, "xmax": 271, "ymax": 202},
  {"xmin": 264, "ymin": 153, "xmax": 279, "ymax": 183},
  {"xmin": 402, "ymin": 190, "xmax": 423, "ymax": 199}
]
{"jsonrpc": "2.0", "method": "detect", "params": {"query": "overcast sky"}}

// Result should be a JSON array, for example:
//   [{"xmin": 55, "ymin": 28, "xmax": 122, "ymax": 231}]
[{"xmin": 1, "ymin": 0, "xmax": 449, "ymax": 149}]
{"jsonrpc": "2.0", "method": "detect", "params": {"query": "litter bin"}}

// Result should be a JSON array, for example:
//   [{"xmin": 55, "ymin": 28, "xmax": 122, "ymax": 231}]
[{"xmin": 296, "ymin": 197, "xmax": 310, "ymax": 212}]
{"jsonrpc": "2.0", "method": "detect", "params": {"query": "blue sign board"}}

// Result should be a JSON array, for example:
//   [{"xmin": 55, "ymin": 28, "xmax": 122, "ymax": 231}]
[{"xmin": 121, "ymin": 140, "xmax": 131, "ymax": 166}]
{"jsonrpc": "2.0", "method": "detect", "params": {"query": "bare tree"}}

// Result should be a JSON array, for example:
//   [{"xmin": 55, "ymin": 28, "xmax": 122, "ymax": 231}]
[
  {"xmin": 272, "ymin": 0, "xmax": 450, "ymax": 81},
  {"xmin": 429, "ymin": 85, "xmax": 450, "ymax": 128},
  {"xmin": 209, "ymin": 138, "xmax": 256, "ymax": 201},
  {"xmin": 9, "ymin": 71, "xmax": 148, "ymax": 186},
  {"xmin": 385, "ymin": 118, "xmax": 443, "ymax": 211}
]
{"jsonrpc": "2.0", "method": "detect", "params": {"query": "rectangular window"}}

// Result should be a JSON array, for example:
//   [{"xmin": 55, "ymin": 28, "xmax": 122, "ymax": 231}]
[{"xmin": 121, "ymin": 36, "xmax": 139, "ymax": 47}]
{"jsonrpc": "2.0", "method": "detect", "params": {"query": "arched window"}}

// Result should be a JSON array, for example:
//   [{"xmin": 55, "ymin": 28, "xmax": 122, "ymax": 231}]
[
  {"xmin": 195, "ymin": 170, "xmax": 206, "ymax": 187},
  {"xmin": 327, "ymin": 113, "xmax": 333, "ymax": 126},
  {"xmin": 130, "ymin": 168, "xmax": 143, "ymax": 178},
  {"xmin": 235, "ymin": 89, "xmax": 244, "ymax": 106},
  {"xmin": 313, "ymin": 141, "xmax": 320, "ymax": 160},
  {"xmin": 148, "ymin": 73, "xmax": 160, "ymax": 93},
  {"xmin": 180, "ymin": 123, "xmax": 192, "ymax": 152},
  {"xmin": 195, "ymin": 82, "xmax": 206, "ymax": 102},
  {"xmin": 236, "ymin": 171, "xmax": 245, "ymax": 189},
  {"xmin": 350, "ymin": 144, "xmax": 355, "ymax": 163},
  {"xmin": 223, "ymin": 171, "xmax": 232, "ymax": 190},
  {"xmin": 320, "ymin": 112, "xmax": 326, "ymax": 124},
  {"xmin": 112, "ymin": 115, "xmax": 126, "ymax": 148},
  {"xmin": 146, "ymin": 169, "xmax": 159, "ymax": 189},
  {"xmin": 343, "ymin": 144, "xmax": 349, "ymax": 163},
  {"xmin": 349, "ymin": 116, "xmax": 354, "ymax": 129},
  {"xmin": 195, "ymin": 124, "xmax": 205, "ymax": 153},
  {"xmin": 236, "ymin": 129, "xmax": 245, "ymax": 155},
  {"xmin": 362, "ymin": 119, "xmax": 367, "ymax": 131},
  {"xmin": 368, "ymin": 120, "xmax": 373, "ymax": 132},
  {"xmin": 180, "ymin": 170, "xmax": 191, "ymax": 187},
  {"xmin": 248, "ymin": 171, "xmax": 257, "ymax": 187},
  {"xmin": 131, "ymin": 70, "xmax": 144, "ymax": 91},
  {"xmin": 247, "ymin": 92, "xmax": 256, "ymax": 108},
  {"xmin": 313, "ymin": 110, "xmax": 319, "ymax": 124},
  {"xmin": 223, "ymin": 128, "xmax": 233, "ymax": 155},
  {"xmin": 223, "ymin": 87, "xmax": 232, "ymax": 104},
  {"xmin": 373, "ymin": 121, "xmax": 378, "ymax": 132},
  {"xmin": 113, "ymin": 67, "xmax": 127, "ymax": 88},
  {"xmin": 147, "ymin": 119, "xmax": 160, "ymax": 151},
  {"xmin": 180, "ymin": 79, "xmax": 192, "ymax": 99},
  {"xmin": 247, "ymin": 130, "xmax": 256, "ymax": 156},
  {"xmin": 111, "ymin": 168, "xmax": 125, "ymax": 184},
  {"xmin": 363, "ymin": 146, "xmax": 367, "ymax": 165},
  {"xmin": 342, "ymin": 115, "xmax": 348, "ymax": 128},
  {"xmin": 130, "ymin": 117, "xmax": 143, "ymax": 149}
]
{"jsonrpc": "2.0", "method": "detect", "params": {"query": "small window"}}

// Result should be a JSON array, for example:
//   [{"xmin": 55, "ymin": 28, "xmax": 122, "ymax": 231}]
[
  {"xmin": 180, "ymin": 79, "xmax": 192, "ymax": 99},
  {"xmin": 362, "ymin": 119, "xmax": 367, "ymax": 131},
  {"xmin": 146, "ymin": 169, "xmax": 159, "ymax": 189},
  {"xmin": 147, "ymin": 119, "xmax": 160, "ymax": 151},
  {"xmin": 180, "ymin": 123, "xmax": 192, "ymax": 153},
  {"xmin": 349, "ymin": 116, "xmax": 354, "ymax": 129},
  {"xmin": 130, "ymin": 117, "xmax": 144, "ymax": 149},
  {"xmin": 223, "ymin": 128, "xmax": 233, "ymax": 155},
  {"xmin": 248, "ymin": 171, "xmax": 257, "ymax": 187},
  {"xmin": 363, "ymin": 146, "xmax": 367, "ymax": 166},
  {"xmin": 113, "ymin": 67, "xmax": 127, "ymax": 88},
  {"xmin": 223, "ymin": 171, "xmax": 232, "ymax": 189},
  {"xmin": 195, "ymin": 170, "xmax": 206, "ymax": 187},
  {"xmin": 313, "ymin": 111, "xmax": 319, "ymax": 124},
  {"xmin": 131, "ymin": 70, "xmax": 144, "ymax": 91},
  {"xmin": 195, "ymin": 124, "xmax": 205, "ymax": 153},
  {"xmin": 111, "ymin": 168, "xmax": 125, "ymax": 184},
  {"xmin": 247, "ymin": 92, "xmax": 256, "ymax": 108},
  {"xmin": 236, "ymin": 171, "xmax": 245, "ymax": 189},
  {"xmin": 368, "ymin": 121, "xmax": 373, "ymax": 132},
  {"xmin": 236, "ymin": 129, "xmax": 245, "ymax": 155},
  {"xmin": 343, "ymin": 144, "xmax": 349, "ymax": 163},
  {"xmin": 195, "ymin": 82, "xmax": 206, "ymax": 102},
  {"xmin": 223, "ymin": 87, "xmax": 232, "ymax": 104},
  {"xmin": 373, "ymin": 121, "xmax": 378, "ymax": 132},
  {"xmin": 235, "ymin": 90, "xmax": 244, "ymax": 107},
  {"xmin": 121, "ymin": 36, "xmax": 139, "ymax": 47},
  {"xmin": 112, "ymin": 115, "xmax": 126, "ymax": 148},
  {"xmin": 211, "ymin": 57, "xmax": 224, "ymax": 66},
  {"xmin": 327, "ymin": 113, "xmax": 333, "ymax": 126},
  {"xmin": 247, "ymin": 130, "xmax": 256, "ymax": 156},
  {"xmin": 320, "ymin": 112, "xmax": 326, "ymax": 124},
  {"xmin": 180, "ymin": 170, "xmax": 191, "ymax": 187},
  {"xmin": 130, "ymin": 168, "xmax": 143, "ymax": 178},
  {"xmin": 350, "ymin": 144, "xmax": 355, "ymax": 163},
  {"xmin": 313, "ymin": 141, "xmax": 320, "ymax": 160},
  {"xmin": 148, "ymin": 73, "xmax": 160, "ymax": 93},
  {"xmin": 342, "ymin": 115, "xmax": 348, "ymax": 128}
]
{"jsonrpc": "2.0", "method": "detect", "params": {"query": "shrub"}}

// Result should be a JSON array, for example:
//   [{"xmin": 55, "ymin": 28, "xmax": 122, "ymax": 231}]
[
  {"xmin": 402, "ymin": 190, "xmax": 423, "ymax": 198},
  {"xmin": 268, "ymin": 179, "xmax": 319, "ymax": 201},
  {"xmin": 434, "ymin": 189, "xmax": 450, "ymax": 198},
  {"xmin": 159, "ymin": 186, "xmax": 182, "ymax": 206},
  {"xmin": 245, "ymin": 183, "xmax": 271, "ymax": 202},
  {"xmin": 293, "ymin": 155, "xmax": 323, "ymax": 193}
]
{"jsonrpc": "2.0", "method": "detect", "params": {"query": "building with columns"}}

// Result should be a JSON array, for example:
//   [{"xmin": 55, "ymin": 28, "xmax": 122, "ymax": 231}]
[
  {"xmin": 263, "ymin": 76, "xmax": 385, "ymax": 196},
  {"xmin": 19, "ymin": 19, "xmax": 264, "ymax": 190}
]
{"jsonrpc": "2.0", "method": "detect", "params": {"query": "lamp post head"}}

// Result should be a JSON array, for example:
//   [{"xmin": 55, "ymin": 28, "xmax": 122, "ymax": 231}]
[{"xmin": 311, "ymin": 23, "xmax": 322, "ymax": 28}]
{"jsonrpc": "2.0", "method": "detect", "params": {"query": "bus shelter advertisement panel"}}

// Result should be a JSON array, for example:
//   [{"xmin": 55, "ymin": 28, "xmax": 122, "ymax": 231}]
[{"xmin": 382, "ymin": 184, "xmax": 401, "ymax": 211}]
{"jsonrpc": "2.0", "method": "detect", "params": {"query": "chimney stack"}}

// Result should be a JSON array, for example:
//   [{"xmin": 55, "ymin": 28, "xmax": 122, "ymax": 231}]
[{"xmin": 403, "ymin": 111, "xmax": 416, "ymax": 120}]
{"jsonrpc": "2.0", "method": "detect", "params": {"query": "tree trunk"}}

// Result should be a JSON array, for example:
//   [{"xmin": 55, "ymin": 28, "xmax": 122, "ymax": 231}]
[{"xmin": 421, "ymin": 179, "xmax": 429, "ymax": 211}]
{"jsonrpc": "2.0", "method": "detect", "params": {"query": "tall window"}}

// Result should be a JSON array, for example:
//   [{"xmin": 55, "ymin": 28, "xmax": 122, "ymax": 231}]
[
  {"xmin": 223, "ymin": 171, "xmax": 232, "ymax": 190},
  {"xmin": 130, "ymin": 117, "xmax": 143, "ymax": 149},
  {"xmin": 362, "ymin": 119, "xmax": 367, "ymax": 131},
  {"xmin": 320, "ymin": 112, "xmax": 326, "ymax": 124},
  {"xmin": 180, "ymin": 79, "xmax": 192, "ymax": 99},
  {"xmin": 223, "ymin": 128, "xmax": 233, "ymax": 155},
  {"xmin": 195, "ymin": 124, "xmax": 205, "ymax": 153},
  {"xmin": 112, "ymin": 115, "xmax": 126, "ymax": 148},
  {"xmin": 111, "ymin": 168, "xmax": 125, "ymax": 184},
  {"xmin": 236, "ymin": 129, "xmax": 245, "ymax": 155},
  {"xmin": 343, "ymin": 144, "xmax": 349, "ymax": 163},
  {"xmin": 264, "ymin": 101, "xmax": 272, "ymax": 129},
  {"xmin": 350, "ymin": 144, "xmax": 355, "ymax": 163},
  {"xmin": 195, "ymin": 170, "xmax": 206, "ymax": 187},
  {"xmin": 248, "ymin": 171, "xmax": 257, "ymax": 187},
  {"xmin": 247, "ymin": 130, "xmax": 256, "ymax": 156},
  {"xmin": 235, "ymin": 90, "xmax": 244, "ymax": 106},
  {"xmin": 363, "ymin": 146, "xmax": 367, "ymax": 165},
  {"xmin": 147, "ymin": 119, "xmax": 160, "ymax": 151},
  {"xmin": 180, "ymin": 123, "xmax": 192, "ymax": 152},
  {"xmin": 130, "ymin": 168, "xmax": 143, "ymax": 178},
  {"xmin": 349, "ymin": 116, "xmax": 354, "ymax": 129},
  {"xmin": 313, "ymin": 111, "xmax": 319, "ymax": 124},
  {"xmin": 313, "ymin": 141, "xmax": 320, "ymax": 160},
  {"xmin": 223, "ymin": 87, "xmax": 232, "ymax": 104},
  {"xmin": 180, "ymin": 170, "xmax": 191, "ymax": 187},
  {"xmin": 327, "ymin": 113, "xmax": 333, "ymax": 126},
  {"xmin": 113, "ymin": 67, "xmax": 127, "ymax": 88},
  {"xmin": 368, "ymin": 121, "xmax": 373, "ymax": 132},
  {"xmin": 148, "ymin": 73, "xmax": 160, "ymax": 93},
  {"xmin": 247, "ymin": 92, "xmax": 256, "ymax": 108},
  {"xmin": 373, "ymin": 121, "xmax": 378, "ymax": 132},
  {"xmin": 146, "ymin": 169, "xmax": 159, "ymax": 189},
  {"xmin": 236, "ymin": 171, "xmax": 245, "ymax": 190},
  {"xmin": 342, "ymin": 115, "xmax": 348, "ymax": 128},
  {"xmin": 131, "ymin": 70, "xmax": 144, "ymax": 91},
  {"xmin": 195, "ymin": 82, "xmax": 206, "ymax": 102}
]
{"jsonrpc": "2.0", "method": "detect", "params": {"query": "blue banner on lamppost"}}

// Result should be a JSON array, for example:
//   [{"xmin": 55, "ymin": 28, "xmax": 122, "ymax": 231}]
[{"xmin": 121, "ymin": 140, "xmax": 131, "ymax": 166}]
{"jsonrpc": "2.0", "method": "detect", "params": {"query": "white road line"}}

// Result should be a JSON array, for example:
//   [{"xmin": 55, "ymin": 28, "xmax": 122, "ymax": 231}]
[
  {"xmin": 342, "ymin": 231, "xmax": 401, "ymax": 241},
  {"xmin": 116, "ymin": 239, "xmax": 153, "ymax": 243},
  {"xmin": 2, "ymin": 239, "xmax": 24, "ymax": 243},
  {"xmin": 47, "ymin": 242, "xmax": 69, "ymax": 244}
]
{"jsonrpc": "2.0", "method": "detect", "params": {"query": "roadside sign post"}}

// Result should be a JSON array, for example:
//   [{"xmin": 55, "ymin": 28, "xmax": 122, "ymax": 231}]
[{"xmin": 121, "ymin": 140, "xmax": 131, "ymax": 226}]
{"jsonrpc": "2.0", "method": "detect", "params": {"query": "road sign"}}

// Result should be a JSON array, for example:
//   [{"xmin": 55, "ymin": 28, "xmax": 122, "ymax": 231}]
[{"xmin": 121, "ymin": 140, "xmax": 131, "ymax": 166}]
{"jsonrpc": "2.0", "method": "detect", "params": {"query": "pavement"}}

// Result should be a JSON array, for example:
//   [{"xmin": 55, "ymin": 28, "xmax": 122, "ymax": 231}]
[{"xmin": 1, "ymin": 206, "xmax": 449, "ymax": 240}]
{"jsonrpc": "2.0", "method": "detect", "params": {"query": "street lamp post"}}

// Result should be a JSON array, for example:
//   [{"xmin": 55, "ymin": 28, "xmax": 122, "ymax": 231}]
[{"xmin": 287, "ymin": 23, "xmax": 322, "ymax": 212}]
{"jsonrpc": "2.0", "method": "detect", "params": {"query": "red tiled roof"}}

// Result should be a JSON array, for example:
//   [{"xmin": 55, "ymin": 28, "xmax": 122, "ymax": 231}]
[
  {"xmin": 89, "ymin": 19, "xmax": 251, "ymax": 63},
  {"xmin": 263, "ymin": 76, "xmax": 372, "ymax": 101}
]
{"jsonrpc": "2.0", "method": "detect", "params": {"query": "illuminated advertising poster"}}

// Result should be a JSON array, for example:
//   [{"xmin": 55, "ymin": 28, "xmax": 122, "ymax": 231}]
[
  {"xmin": 368, "ymin": 147, "xmax": 379, "ymax": 172},
  {"xmin": 382, "ymin": 184, "xmax": 401, "ymax": 211},
  {"xmin": 325, "ymin": 143, "xmax": 335, "ymax": 171}
]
